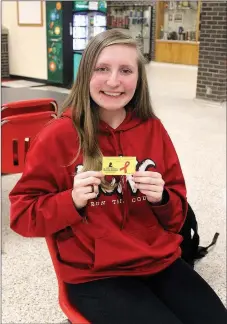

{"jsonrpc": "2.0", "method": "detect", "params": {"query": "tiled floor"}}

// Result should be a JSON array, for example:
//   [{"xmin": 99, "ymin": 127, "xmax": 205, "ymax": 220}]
[
  {"xmin": 1, "ymin": 79, "xmax": 46, "ymax": 88},
  {"xmin": 31, "ymin": 85, "xmax": 70, "ymax": 94},
  {"xmin": 1, "ymin": 80, "xmax": 70, "ymax": 94},
  {"xmin": 2, "ymin": 62, "xmax": 226, "ymax": 323}
]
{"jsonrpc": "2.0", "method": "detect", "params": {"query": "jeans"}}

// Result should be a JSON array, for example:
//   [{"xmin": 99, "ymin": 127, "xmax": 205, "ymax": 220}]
[{"xmin": 67, "ymin": 258, "xmax": 227, "ymax": 324}]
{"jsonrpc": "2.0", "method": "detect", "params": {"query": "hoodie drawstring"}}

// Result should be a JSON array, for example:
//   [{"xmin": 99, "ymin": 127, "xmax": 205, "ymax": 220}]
[
  {"xmin": 119, "ymin": 131, "xmax": 124, "ymax": 157},
  {"xmin": 120, "ymin": 175, "xmax": 130, "ymax": 230},
  {"xmin": 108, "ymin": 130, "xmax": 130, "ymax": 230}
]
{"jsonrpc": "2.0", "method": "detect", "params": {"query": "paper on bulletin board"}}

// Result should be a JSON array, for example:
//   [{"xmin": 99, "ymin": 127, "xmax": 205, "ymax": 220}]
[{"xmin": 17, "ymin": 0, "xmax": 43, "ymax": 26}]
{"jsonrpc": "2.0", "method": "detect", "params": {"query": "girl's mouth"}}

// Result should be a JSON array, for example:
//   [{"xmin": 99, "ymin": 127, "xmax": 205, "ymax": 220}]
[{"xmin": 101, "ymin": 91, "xmax": 123, "ymax": 97}]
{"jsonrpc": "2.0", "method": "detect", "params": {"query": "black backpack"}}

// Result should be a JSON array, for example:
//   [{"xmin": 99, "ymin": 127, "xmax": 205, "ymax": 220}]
[{"xmin": 179, "ymin": 203, "xmax": 220, "ymax": 268}]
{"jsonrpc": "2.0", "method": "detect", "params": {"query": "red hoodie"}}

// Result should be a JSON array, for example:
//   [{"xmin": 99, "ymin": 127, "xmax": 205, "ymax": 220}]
[{"xmin": 9, "ymin": 110, "xmax": 187, "ymax": 284}]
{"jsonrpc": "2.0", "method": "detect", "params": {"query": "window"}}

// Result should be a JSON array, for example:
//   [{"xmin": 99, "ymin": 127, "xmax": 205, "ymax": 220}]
[{"xmin": 156, "ymin": 1, "xmax": 201, "ymax": 42}]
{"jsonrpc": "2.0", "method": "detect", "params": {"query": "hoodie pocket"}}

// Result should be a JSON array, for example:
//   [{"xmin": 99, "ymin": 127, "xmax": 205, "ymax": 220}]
[
  {"xmin": 127, "ymin": 225, "xmax": 182, "ymax": 260},
  {"xmin": 93, "ymin": 225, "xmax": 181, "ymax": 271},
  {"xmin": 93, "ymin": 228, "xmax": 156, "ymax": 272},
  {"xmin": 56, "ymin": 228, "xmax": 94, "ymax": 269}
]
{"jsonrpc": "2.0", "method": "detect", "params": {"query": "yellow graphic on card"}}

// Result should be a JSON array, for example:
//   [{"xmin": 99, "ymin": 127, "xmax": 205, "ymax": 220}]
[{"xmin": 102, "ymin": 157, "xmax": 136, "ymax": 175}]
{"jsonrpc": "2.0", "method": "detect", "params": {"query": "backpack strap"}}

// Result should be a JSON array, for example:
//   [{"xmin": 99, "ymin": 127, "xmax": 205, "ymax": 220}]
[
  {"xmin": 187, "ymin": 203, "xmax": 200, "ymax": 247},
  {"xmin": 196, "ymin": 232, "xmax": 220, "ymax": 259}
]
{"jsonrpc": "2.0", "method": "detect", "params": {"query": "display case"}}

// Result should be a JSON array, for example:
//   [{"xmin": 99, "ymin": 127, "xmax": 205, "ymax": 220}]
[
  {"xmin": 107, "ymin": 4, "xmax": 153, "ymax": 61},
  {"xmin": 72, "ymin": 1, "xmax": 107, "ymax": 79},
  {"xmin": 155, "ymin": 1, "xmax": 201, "ymax": 65}
]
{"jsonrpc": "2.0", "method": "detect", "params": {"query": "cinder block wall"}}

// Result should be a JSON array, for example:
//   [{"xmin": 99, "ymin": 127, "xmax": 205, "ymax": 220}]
[
  {"xmin": 196, "ymin": 2, "xmax": 227, "ymax": 102},
  {"xmin": 151, "ymin": 4, "xmax": 156, "ymax": 61},
  {"xmin": 1, "ymin": 28, "xmax": 9, "ymax": 78}
]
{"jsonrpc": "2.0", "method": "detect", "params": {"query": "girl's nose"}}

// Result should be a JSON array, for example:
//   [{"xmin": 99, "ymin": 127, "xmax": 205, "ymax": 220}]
[{"xmin": 106, "ymin": 72, "xmax": 120, "ymax": 87}]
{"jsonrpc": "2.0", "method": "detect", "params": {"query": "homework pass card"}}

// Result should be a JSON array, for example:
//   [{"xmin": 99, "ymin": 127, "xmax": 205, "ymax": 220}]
[{"xmin": 102, "ymin": 157, "xmax": 136, "ymax": 175}]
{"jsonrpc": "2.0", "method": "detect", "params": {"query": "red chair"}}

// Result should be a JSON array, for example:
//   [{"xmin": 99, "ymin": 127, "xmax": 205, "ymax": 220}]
[
  {"xmin": 45, "ymin": 236, "xmax": 89, "ymax": 324},
  {"xmin": 1, "ymin": 111, "xmax": 57, "ymax": 174},
  {"xmin": 1, "ymin": 98, "xmax": 58, "ymax": 119}
]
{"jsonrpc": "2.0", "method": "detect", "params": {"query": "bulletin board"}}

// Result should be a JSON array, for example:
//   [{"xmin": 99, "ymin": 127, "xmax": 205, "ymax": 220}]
[{"xmin": 17, "ymin": 0, "xmax": 43, "ymax": 26}]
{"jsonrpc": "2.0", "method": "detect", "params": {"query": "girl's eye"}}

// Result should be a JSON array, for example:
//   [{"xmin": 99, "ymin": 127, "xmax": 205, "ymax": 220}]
[
  {"xmin": 121, "ymin": 69, "xmax": 132, "ymax": 74},
  {"xmin": 95, "ymin": 67, "xmax": 108, "ymax": 72}
]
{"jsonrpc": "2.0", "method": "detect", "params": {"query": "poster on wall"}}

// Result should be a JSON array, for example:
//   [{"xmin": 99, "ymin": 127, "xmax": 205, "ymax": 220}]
[
  {"xmin": 73, "ymin": 1, "xmax": 107, "ymax": 13},
  {"xmin": 46, "ymin": 1, "xmax": 63, "ymax": 83}
]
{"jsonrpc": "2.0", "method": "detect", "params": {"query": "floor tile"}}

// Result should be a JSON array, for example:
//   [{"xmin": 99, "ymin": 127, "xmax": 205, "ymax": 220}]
[
  {"xmin": 1, "ymin": 80, "xmax": 46, "ymax": 88},
  {"xmin": 31, "ymin": 86, "xmax": 70, "ymax": 94}
]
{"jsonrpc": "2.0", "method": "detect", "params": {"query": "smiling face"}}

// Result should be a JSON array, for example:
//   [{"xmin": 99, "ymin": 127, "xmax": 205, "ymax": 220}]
[{"xmin": 89, "ymin": 44, "xmax": 139, "ymax": 113}]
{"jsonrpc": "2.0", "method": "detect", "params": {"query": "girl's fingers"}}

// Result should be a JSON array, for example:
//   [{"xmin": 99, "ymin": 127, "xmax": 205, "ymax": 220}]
[
  {"xmin": 74, "ymin": 176, "xmax": 102, "ymax": 188},
  {"xmin": 72, "ymin": 181, "xmax": 100, "ymax": 209},
  {"xmin": 78, "ymin": 185, "xmax": 99, "ymax": 195},
  {"xmin": 140, "ymin": 190, "xmax": 161, "ymax": 199},
  {"xmin": 133, "ymin": 177, "xmax": 164, "ymax": 186},
  {"xmin": 93, "ymin": 184, "xmax": 99, "ymax": 195},
  {"xmin": 133, "ymin": 171, "xmax": 161, "ymax": 178},
  {"xmin": 75, "ymin": 171, "xmax": 104, "ymax": 179},
  {"xmin": 82, "ymin": 186, "xmax": 95, "ymax": 194},
  {"xmin": 135, "ymin": 184, "xmax": 163, "ymax": 192},
  {"xmin": 85, "ymin": 192, "xmax": 99, "ymax": 200}
]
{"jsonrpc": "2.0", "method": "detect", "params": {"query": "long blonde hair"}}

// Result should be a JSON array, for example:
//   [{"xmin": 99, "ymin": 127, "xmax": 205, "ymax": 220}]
[{"xmin": 61, "ymin": 29, "xmax": 157, "ymax": 188}]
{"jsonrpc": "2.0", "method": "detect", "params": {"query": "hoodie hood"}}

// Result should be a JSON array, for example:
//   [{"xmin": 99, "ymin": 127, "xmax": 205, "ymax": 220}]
[
  {"xmin": 99, "ymin": 111, "xmax": 141, "ymax": 133},
  {"xmin": 61, "ymin": 107, "xmax": 143, "ymax": 158},
  {"xmin": 62, "ymin": 107, "xmax": 141, "ymax": 133},
  {"xmin": 62, "ymin": 107, "xmax": 142, "ymax": 158}
]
